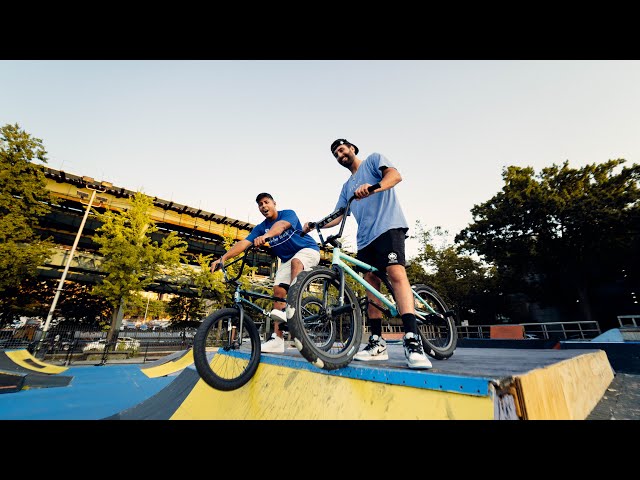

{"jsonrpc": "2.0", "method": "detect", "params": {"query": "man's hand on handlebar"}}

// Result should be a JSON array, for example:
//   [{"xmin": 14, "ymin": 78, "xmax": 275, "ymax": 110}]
[
  {"xmin": 302, "ymin": 222, "xmax": 314, "ymax": 234},
  {"xmin": 354, "ymin": 183, "xmax": 379, "ymax": 199},
  {"xmin": 210, "ymin": 258, "xmax": 223, "ymax": 273},
  {"xmin": 253, "ymin": 235, "xmax": 270, "ymax": 247}
]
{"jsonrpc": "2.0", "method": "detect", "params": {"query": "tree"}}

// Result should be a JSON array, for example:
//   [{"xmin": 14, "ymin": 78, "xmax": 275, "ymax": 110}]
[
  {"xmin": 0, "ymin": 123, "xmax": 56, "ymax": 295},
  {"xmin": 166, "ymin": 253, "xmax": 223, "ymax": 329},
  {"xmin": 155, "ymin": 230, "xmax": 262, "ymax": 330},
  {"xmin": 407, "ymin": 222, "xmax": 498, "ymax": 324},
  {"xmin": 91, "ymin": 191, "xmax": 188, "ymax": 341},
  {"xmin": 124, "ymin": 295, "xmax": 166, "ymax": 321},
  {"xmin": 166, "ymin": 295, "xmax": 207, "ymax": 328},
  {"xmin": 455, "ymin": 159, "xmax": 640, "ymax": 329}
]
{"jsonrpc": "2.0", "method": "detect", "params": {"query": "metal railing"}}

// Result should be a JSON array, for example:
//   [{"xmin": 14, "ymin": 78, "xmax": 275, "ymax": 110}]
[
  {"xmin": 0, "ymin": 324, "xmax": 195, "ymax": 366},
  {"xmin": 365, "ymin": 320, "xmax": 601, "ymax": 341},
  {"xmin": 618, "ymin": 315, "xmax": 640, "ymax": 328},
  {"xmin": 457, "ymin": 321, "xmax": 601, "ymax": 340}
]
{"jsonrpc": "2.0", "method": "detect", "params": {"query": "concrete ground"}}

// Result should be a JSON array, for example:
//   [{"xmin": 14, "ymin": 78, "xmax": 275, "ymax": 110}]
[{"xmin": 586, "ymin": 373, "xmax": 640, "ymax": 420}]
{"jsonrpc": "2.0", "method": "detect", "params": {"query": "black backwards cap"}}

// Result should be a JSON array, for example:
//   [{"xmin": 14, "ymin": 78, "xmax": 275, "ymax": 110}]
[{"xmin": 330, "ymin": 138, "xmax": 359, "ymax": 155}]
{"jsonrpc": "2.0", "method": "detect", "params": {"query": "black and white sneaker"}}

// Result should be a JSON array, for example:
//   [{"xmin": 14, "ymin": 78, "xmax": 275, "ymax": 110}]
[
  {"xmin": 354, "ymin": 335, "xmax": 389, "ymax": 361},
  {"xmin": 403, "ymin": 332, "xmax": 432, "ymax": 369}
]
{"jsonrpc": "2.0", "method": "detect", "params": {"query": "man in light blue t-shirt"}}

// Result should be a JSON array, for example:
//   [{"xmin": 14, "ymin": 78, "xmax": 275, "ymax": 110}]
[
  {"xmin": 211, "ymin": 193, "xmax": 320, "ymax": 353},
  {"xmin": 302, "ymin": 138, "xmax": 431, "ymax": 369}
]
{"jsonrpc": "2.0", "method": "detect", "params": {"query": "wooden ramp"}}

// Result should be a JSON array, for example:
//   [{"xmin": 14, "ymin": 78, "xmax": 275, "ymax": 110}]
[{"xmin": 109, "ymin": 345, "xmax": 614, "ymax": 420}]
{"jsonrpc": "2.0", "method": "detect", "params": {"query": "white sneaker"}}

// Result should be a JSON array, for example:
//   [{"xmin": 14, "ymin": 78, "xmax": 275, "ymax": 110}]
[
  {"xmin": 270, "ymin": 308, "xmax": 287, "ymax": 323},
  {"xmin": 261, "ymin": 333, "xmax": 285, "ymax": 353},
  {"xmin": 354, "ymin": 335, "xmax": 389, "ymax": 361},
  {"xmin": 403, "ymin": 332, "xmax": 432, "ymax": 369}
]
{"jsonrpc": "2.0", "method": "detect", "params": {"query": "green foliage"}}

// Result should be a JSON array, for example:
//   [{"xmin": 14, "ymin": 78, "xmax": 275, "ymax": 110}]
[
  {"xmin": 51, "ymin": 281, "xmax": 112, "ymax": 324},
  {"xmin": 190, "ymin": 253, "xmax": 227, "ymax": 307},
  {"xmin": 0, "ymin": 123, "xmax": 56, "ymax": 292},
  {"xmin": 408, "ymin": 222, "xmax": 497, "ymax": 323},
  {"xmin": 123, "ymin": 294, "xmax": 166, "ymax": 320},
  {"xmin": 167, "ymin": 231, "xmax": 261, "ymax": 326},
  {"xmin": 91, "ymin": 191, "xmax": 189, "ymax": 308},
  {"xmin": 166, "ymin": 295, "xmax": 207, "ymax": 328},
  {"xmin": 455, "ymin": 159, "xmax": 640, "ymax": 325},
  {"xmin": 0, "ymin": 278, "xmax": 113, "ymax": 328},
  {"xmin": 0, "ymin": 277, "xmax": 52, "ymax": 326}
]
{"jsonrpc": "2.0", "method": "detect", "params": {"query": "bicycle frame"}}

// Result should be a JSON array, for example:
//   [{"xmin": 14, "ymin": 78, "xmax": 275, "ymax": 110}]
[
  {"xmin": 233, "ymin": 285, "xmax": 285, "ymax": 338},
  {"xmin": 329, "ymin": 247, "xmax": 440, "ymax": 322},
  {"xmin": 311, "ymin": 190, "xmax": 441, "ymax": 324},
  {"xmin": 218, "ymin": 244, "xmax": 286, "ymax": 341}
]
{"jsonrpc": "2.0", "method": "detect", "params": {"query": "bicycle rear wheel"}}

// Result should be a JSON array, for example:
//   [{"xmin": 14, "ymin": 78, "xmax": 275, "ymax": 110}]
[
  {"xmin": 287, "ymin": 267, "xmax": 362, "ymax": 370},
  {"xmin": 193, "ymin": 307, "xmax": 261, "ymax": 391},
  {"xmin": 412, "ymin": 284, "xmax": 457, "ymax": 360}
]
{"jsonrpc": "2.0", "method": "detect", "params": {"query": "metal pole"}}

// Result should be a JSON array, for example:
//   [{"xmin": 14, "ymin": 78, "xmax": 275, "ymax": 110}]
[
  {"xmin": 143, "ymin": 295, "xmax": 151, "ymax": 322},
  {"xmin": 37, "ymin": 188, "xmax": 97, "ymax": 355}
]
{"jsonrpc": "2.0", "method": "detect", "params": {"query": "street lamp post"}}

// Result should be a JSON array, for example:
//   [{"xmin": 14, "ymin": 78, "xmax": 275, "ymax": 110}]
[{"xmin": 36, "ymin": 179, "xmax": 105, "ymax": 357}]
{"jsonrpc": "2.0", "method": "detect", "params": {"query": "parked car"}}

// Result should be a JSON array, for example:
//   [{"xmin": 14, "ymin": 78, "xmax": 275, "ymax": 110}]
[{"xmin": 82, "ymin": 336, "xmax": 141, "ymax": 352}]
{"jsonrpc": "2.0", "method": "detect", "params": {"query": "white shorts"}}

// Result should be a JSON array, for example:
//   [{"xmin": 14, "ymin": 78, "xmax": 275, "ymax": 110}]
[{"xmin": 274, "ymin": 248, "xmax": 320, "ymax": 287}]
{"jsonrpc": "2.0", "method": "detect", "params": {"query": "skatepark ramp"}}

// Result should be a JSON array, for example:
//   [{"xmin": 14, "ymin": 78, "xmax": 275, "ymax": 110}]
[
  {"xmin": 140, "ymin": 349, "xmax": 194, "ymax": 378},
  {"xmin": 108, "ymin": 345, "xmax": 614, "ymax": 420},
  {"xmin": 0, "ymin": 349, "xmax": 73, "ymax": 391}
]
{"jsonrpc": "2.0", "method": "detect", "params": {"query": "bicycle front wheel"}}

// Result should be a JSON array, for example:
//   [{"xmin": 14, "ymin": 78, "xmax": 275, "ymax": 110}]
[
  {"xmin": 412, "ymin": 284, "xmax": 457, "ymax": 360},
  {"xmin": 193, "ymin": 307, "xmax": 261, "ymax": 391},
  {"xmin": 287, "ymin": 267, "xmax": 362, "ymax": 370},
  {"xmin": 300, "ymin": 295, "xmax": 337, "ymax": 351}
]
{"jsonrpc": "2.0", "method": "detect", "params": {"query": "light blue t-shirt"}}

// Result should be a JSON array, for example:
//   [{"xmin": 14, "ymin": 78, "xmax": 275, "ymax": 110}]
[
  {"xmin": 334, "ymin": 152, "xmax": 409, "ymax": 250},
  {"xmin": 246, "ymin": 209, "xmax": 320, "ymax": 262}
]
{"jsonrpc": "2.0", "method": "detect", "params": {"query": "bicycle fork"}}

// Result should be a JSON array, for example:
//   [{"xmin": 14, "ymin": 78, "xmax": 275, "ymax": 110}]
[
  {"xmin": 231, "ymin": 290, "xmax": 245, "ymax": 347},
  {"xmin": 329, "ymin": 266, "xmax": 357, "ymax": 317}
]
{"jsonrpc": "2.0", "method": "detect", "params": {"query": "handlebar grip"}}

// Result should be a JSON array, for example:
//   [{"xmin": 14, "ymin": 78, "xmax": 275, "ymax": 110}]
[{"xmin": 301, "ymin": 222, "xmax": 316, "ymax": 237}]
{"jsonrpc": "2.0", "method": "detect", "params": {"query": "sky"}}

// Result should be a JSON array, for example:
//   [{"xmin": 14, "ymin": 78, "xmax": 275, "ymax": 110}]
[{"xmin": 2, "ymin": 60, "xmax": 640, "ymax": 259}]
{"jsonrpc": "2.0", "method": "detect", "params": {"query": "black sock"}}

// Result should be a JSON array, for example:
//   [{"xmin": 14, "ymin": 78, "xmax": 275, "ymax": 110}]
[
  {"xmin": 401, "ymin": 313, "xmax": 417, "ymax": 335},
  {"xmin": 369, "ymin": 317, "xmax": 382, "ymax": 337}
]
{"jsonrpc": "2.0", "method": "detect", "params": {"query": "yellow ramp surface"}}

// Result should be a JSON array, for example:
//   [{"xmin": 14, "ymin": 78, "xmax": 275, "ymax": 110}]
[
  {"xmin": 171, "ymin": 359, "xmax": 495, "ymax": 420},
  {"xmin": 515, "ymin": 350, "xmax": 613, "ymax": 420},
  {"xmin": 5, "ymin": 349, "xmax": 69, "ymax": 374},
  {"xmin": 141, "ymin": 349, "xmax": 194, "ymax": 378}
]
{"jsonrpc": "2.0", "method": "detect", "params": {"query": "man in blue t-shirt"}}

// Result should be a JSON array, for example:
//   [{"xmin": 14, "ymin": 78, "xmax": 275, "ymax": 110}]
[
  {"xmin": 210, "ymin": 192, "xmax": 320, "ymax": 353},
  {"xmin": 302, "ymin": 138, "xmax": 431, "ymax": 369}
]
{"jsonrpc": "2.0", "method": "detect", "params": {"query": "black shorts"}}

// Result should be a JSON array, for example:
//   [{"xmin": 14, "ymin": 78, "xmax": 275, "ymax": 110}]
[{"xmin": 356, "ymin": 228, "xmax": 408, "ymax": 277}]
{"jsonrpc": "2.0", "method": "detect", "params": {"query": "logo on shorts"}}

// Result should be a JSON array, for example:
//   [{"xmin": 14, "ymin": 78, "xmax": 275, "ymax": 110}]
[{"xmin": 388, "ymin": 252, "xmax": 398, "ymax": 264}]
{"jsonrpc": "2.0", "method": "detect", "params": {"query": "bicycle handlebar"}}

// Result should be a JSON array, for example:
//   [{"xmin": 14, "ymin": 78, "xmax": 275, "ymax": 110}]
[
  {"xmin": 303, "ymin": 184, "xmax": 379, "ymax": 242},
  {"xmin": 215, "ymin": 236, "xmax": 277, "ymax": 283}
]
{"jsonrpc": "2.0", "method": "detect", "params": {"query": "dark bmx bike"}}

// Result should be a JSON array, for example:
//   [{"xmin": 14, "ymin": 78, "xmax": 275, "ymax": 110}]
[{"xmin": 192, "ymin": 243, "xmax": 284, "ymax": 391}]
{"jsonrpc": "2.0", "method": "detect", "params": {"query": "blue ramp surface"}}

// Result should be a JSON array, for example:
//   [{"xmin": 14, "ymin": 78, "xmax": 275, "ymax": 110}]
[{"xmin": 0, "ymin": 364, "xmax": 175, "ymax": 420}]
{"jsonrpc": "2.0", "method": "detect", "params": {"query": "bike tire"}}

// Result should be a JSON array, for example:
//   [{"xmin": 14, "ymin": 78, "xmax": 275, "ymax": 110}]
[
  {"xmin": 193, "ymin": 307, "xmax": 261, "ymax": 391},
  {"xmin": 412, "ymin": 284, "xmax": 457, "ymax": 360},
  {"xmin": 287, "ymin": 267, "xmax": 362, "ymax": 370}
]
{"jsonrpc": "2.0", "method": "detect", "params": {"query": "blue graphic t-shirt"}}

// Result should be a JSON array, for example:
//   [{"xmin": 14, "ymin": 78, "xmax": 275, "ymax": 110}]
[
  {"xmin": 245, "ymin": 209, "xmax": 320, "ymax": 262},
  {"xmin": 334, "ymin": 152, "xmax": 409, "ymax": 250}
]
